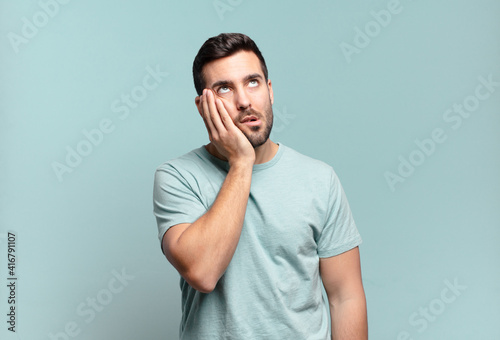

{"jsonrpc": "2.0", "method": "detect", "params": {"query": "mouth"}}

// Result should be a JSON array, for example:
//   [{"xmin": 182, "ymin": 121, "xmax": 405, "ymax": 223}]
[{"xmin": 240, "ymin": 115, "xmax": 261, "ymax": 126}]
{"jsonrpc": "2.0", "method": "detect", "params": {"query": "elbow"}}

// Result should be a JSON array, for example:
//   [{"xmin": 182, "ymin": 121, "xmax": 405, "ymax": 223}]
[
  {"xmin": 165, "ymin": 241, "xmax": 219, "ymax": 293},
  {"xmin": 183, "ymin": 267, "xmax": 218, "ymax": 294},
  {"xmin": 192, "ymin": 282, "xmax": 216, "ymax": 294}
]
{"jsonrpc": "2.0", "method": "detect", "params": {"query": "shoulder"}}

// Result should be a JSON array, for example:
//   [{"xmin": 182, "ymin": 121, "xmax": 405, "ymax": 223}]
[
  {"xmin": 156, "ymin": 147, "xmax": 208, "ymax": 175},
  {"xmin": 281, "ymin": 144, "xmax": 336, "ymax": 178}
]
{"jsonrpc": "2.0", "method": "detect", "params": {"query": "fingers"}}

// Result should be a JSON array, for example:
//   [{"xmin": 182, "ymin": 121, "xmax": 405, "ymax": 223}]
[
  {"xmin": 215, "ymin": 97, "xmax": 236, "ymax": 130},
  {"xmin": 199, "ymin": 104, "xmax": 214, "ymax": 142},
  {"xmin": 201, "ymin": 90, "xmax": 217, "ymax": 140},
  {"xmin": 208, "ymin": 91, "xmax": 225, "ymax": 134},
  {"xmin": 202, "ymin": 89, "xmax": 227, "ymax": 136},
  {"xmin": 199, "ymin": 89, "xmax": 254, "ymax": 164}
]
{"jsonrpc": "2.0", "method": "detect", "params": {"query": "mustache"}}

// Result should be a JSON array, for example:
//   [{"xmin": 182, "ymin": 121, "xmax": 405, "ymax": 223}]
[{"xmin": 237, "ymin": 108, "xmax": 261, "ymax": 121}]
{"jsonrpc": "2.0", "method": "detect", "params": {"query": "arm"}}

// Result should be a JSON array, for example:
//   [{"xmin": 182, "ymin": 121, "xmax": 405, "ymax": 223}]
[
  {"xmin": 162, "ymin": 89, "xmax": 255, "ymax": 293},
  {"xmin": 320, "ymin": 246, "xmax": 368, "ymax": 340}
]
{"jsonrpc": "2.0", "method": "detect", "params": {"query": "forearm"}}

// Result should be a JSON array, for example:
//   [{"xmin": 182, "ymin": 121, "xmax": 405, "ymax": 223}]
[
  {"xmin": 174, "ymin": 162, "xmax": 253, "ymax": 291},
  {"xmin": 330, "ymin": 295, "xmax": 368, "ymax": 340}
]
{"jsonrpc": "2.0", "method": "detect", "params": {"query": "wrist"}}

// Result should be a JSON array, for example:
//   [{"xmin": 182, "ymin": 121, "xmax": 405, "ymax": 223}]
[{"xmin": 228, "ymin": 157, "xmax": 254, "ymax": 170}]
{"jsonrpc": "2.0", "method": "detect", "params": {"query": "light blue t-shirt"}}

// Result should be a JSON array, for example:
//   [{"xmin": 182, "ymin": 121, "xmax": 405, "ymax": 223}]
[{"xmin": 153, "ymin": 143, "xmax": 362, "ymax": 340}]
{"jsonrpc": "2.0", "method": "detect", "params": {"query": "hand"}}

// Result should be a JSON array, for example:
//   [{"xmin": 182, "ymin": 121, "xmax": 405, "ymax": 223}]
[{"xmin": 199, "ymin": 89, "xmax": 255, "ymax": 167}]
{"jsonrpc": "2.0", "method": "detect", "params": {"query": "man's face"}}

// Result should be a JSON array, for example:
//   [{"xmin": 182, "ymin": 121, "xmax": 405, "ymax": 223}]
[{"xmin": 197, "ymin": 50, "xmax": 274, "ymax": 148}]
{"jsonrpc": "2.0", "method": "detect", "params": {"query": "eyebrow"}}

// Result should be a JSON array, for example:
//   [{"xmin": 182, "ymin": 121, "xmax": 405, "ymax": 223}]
[{"xmin": 210, "ymin": 73, "xmax": 263, "ymax": 89}]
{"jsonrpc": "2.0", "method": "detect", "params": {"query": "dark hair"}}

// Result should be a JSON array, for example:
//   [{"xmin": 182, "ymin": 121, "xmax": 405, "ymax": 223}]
[{"xmin": 192, "ymin": 33, "xmax": 268, "ymax": 95}]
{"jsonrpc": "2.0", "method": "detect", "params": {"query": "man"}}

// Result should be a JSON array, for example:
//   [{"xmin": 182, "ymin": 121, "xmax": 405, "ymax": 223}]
[{"xmin": 153, "ymin": 33, "xmax": 367, "ymax": 339}]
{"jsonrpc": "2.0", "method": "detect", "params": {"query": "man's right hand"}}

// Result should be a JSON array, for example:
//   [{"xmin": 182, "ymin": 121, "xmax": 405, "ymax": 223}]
[
  {"xmin": 199, "ymin": 89, "xmax": 255, "ymax": 167},
  {"xmin": 164, "ymin": 88, "xmax": 255, "ymax": 293}
]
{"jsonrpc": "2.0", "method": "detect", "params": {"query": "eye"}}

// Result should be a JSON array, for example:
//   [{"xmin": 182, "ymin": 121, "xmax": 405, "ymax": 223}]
[
  {"xmin": 248, "ymin": 79, "xmax": 258, "ymax": 87},
  {"xmin": 217, "ymin": 86, "xmax": 230, "ymax": 94}
]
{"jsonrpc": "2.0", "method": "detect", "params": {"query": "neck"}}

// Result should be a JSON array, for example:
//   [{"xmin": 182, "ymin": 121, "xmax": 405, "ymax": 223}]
[{"xmin": 205, "ymin": 139, "xmax": 279, "ymax": 165}]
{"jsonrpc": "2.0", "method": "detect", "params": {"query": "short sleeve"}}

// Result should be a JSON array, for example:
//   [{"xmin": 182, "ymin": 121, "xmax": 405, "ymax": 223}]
[
  {"xmin": 153, "ymin": 164, "xmax": 207, "ymax": 251},
  {"xmin": 317, "ymin": 170, "xmax": 362, "ymax": 258}
]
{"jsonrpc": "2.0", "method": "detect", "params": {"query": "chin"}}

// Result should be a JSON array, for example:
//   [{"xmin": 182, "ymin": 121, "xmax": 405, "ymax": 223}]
[
  {"xmin": 247, "ymin": 133, "xmax": 271, "ymax": 148},
  {"xmin": 242, "ymin": 119, "xmax": 273, "ymax": 148}
]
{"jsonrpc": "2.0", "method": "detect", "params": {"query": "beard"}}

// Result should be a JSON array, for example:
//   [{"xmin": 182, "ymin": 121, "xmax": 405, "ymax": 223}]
[{"xmin": 236, "ymin": 100, "xmax": 274, "ymax": 148}]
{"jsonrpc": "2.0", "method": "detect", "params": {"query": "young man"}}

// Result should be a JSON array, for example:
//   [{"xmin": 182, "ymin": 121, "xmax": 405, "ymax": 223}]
[{"xmin": 153, "ymin": 33, "xmax": 368, "ymax": 339}]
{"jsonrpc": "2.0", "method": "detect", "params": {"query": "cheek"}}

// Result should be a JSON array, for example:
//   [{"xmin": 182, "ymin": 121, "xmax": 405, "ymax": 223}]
[
  {"xmin": 255, "ymin": 97, "xmax": 271, "ymax": 112},
  {"xmin": 254, "ymin": 89, "xmax": 271, "ymax": 105},
  {"xmin": 217, "ymin": 97, "xmax": 237, "ymax": 116},
  {"xmin": 216, "ymin": 100, "xmax": 239, "ymax": 124},
  {"xmin": 229, "ymin": 114, "xmax": 238, "ymax": 124}
]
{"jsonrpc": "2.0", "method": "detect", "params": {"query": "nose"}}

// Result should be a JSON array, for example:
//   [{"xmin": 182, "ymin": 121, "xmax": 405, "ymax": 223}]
[{"xmin": 234, "ymin": 88, "xmax": 251, "ymax": 111}]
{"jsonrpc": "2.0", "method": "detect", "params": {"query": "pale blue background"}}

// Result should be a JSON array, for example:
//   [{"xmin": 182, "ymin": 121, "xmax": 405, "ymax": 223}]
[{"xmin": 1, "ymin": 0, "xmax": 499, "ymax": 339}]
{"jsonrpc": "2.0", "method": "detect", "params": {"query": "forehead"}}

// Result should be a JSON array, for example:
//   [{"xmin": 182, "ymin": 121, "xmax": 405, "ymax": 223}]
[{"xmin": 203, "ymin": 51, "xmax": 263, "ymax": 87}]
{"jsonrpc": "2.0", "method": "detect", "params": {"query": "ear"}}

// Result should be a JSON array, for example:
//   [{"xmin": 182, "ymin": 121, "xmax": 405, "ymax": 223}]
[
  {"xmin": 267, "ymin": 79, "xmax": 274, "ymax": 105},
  {"xmin": 195, "ymin": 95, "xmax": 203, "ymax": 117}
]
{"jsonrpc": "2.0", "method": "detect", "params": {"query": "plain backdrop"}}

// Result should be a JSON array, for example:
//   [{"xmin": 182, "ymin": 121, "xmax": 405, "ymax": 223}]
[{"xmin": 1, "ymin": 0, "xmax": 499, "ymax": 339}]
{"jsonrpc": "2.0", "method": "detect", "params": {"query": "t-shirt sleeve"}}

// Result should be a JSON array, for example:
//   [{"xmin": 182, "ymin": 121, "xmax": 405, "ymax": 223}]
[
  {"xmin": 317, "ymin": 169, "xmax": 362, "ymax": 258},
  {"xmin": 153, "ymin": 163, "xmax": 207, "ymax": 251}
]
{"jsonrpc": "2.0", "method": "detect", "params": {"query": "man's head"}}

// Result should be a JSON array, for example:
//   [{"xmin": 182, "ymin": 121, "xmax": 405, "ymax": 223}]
[
  {"xmin": 193, "ymin": 33, "xmax": 268, "ymax": 96},
  {"xmin": 193, "ymin": 33, "xmax": 274, "ymax": 149}
]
